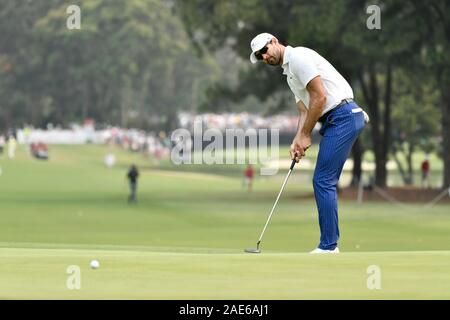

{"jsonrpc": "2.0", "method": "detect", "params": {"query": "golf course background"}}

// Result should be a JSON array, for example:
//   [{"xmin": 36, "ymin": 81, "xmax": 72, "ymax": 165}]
[{"xmin": 0, "ymin": 145, "xmax": 449, "ymax": 299}]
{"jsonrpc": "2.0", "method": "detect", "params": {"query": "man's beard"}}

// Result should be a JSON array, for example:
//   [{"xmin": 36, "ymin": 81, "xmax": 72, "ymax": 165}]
[{"xmin": 268, "ymin": 56, "xmax": 280, "ymax": 66}]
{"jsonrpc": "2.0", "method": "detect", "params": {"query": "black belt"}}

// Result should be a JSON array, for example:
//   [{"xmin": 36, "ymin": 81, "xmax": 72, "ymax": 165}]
[{"xmin": 318, "ymin": 98, "xmax": 354, "ymax": 123}]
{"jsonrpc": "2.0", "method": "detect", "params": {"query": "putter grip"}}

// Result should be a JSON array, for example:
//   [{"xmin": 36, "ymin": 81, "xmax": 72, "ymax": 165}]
[{"xmin": 290, "ymin": 159, "xmax": 296, "ymax": 170}]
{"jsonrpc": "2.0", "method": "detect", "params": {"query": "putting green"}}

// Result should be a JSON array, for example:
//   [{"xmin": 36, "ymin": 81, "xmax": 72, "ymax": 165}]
[{"xmin": 1, "ymin": 247, "xmax": 449, "ymax": 299}]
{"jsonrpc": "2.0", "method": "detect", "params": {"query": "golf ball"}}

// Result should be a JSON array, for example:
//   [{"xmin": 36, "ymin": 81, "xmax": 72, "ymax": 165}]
[{"xmin": 90, "ymin": 260, "xmax": 100, "ymax": 269}]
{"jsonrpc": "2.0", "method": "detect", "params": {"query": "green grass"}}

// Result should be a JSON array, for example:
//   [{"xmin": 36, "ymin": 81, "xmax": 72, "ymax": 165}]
[
  {"xmin": 0, "ymin": 144, "xmax": 449, "ymax": 299},
  {"xmin": 1, "ymin": 248, "xmax": 449, "ymax": 299},
  {"xmin": 155, "ymin": 145, "xmax": 445, "ymax": 187}
]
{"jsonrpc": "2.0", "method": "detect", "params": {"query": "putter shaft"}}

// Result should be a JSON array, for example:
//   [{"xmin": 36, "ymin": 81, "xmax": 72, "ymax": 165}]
[{"xmin": 256, "ymin": 160, "xmax": 296, "ymax": 245}]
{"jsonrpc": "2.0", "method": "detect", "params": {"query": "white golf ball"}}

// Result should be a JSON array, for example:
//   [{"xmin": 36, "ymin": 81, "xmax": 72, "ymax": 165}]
[{"xmin": 90, "ymin": 260, "xmax": 100, "ymax": 269}]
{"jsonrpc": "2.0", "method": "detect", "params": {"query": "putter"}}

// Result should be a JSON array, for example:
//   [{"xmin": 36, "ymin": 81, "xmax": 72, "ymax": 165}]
[{"xmin": 245, "ymin": 159, "xmax": 297, "ymax": 254}]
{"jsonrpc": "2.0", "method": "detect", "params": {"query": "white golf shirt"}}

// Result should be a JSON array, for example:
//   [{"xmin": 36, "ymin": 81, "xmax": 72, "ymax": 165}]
[{"xmin": 282, "ymin": 46, "xmax": 354, "ymax": 115}]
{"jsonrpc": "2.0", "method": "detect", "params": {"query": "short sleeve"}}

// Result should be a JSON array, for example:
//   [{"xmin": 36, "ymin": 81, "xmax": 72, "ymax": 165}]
[{"xmin": 289, "ymin": 50, "xmax": 320, "ymax": 89}]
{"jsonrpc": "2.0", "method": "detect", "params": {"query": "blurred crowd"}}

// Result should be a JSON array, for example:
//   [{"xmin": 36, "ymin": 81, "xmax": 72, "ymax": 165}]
[
  {"xmin": 4, "ymin": 112, "xmax": 301, "ymax": 163},
  {"xmin": 103, "ymin": 127, "xmax": 171, "ymax": 163},
  {"xmin": 5, "ymin": 124, "xmax": 172, "ymax": 164},
  {"xmin": 178, "ymin": 112, "xmax": 299, "ymax": 132}
]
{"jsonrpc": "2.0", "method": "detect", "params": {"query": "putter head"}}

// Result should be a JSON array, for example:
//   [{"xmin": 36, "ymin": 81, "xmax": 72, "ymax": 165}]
[
  {"xmin": 244, "ymin": 241, "xmax": 261, "ymax": 253},
  {"xmin": 244, "ymin": 248, "xmax": 261, "ymax": 253}
]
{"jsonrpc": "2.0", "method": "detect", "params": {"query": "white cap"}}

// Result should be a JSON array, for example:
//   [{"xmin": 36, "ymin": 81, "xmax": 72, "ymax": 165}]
[{"xmin": 249, "ymin": 33, "xmax": 274, "ymax": 64}]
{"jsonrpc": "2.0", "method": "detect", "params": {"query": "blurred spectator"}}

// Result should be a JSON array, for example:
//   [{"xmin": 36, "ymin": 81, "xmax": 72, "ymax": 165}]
[
  {"xmin": 23, "ymin": 126, "xmax": 31, "ymax": 145},
  {"xmin": 244, "ymin": 164, "xmax": 255, "ymax": 193},
  {"xmin": 127, "ymin": 164, "xmax": 139, "ymax": 203},
  {"xmin": 0, "ymin": 135, "xmax": 5, "ymax": 156},
  {"xmin": 30, "ymin": 142, "xmax": 49, "ymax": 160},
  {"xmin": 104, "ymin": 153, "xmax": 116, "ymax": 168},
  {"xmin": 7, "ymin": 135, "xmax": 17, "ymax": 159},
  {"xmin": 421, "ymin": 156, "xmax": 430, "ymax": 188}
]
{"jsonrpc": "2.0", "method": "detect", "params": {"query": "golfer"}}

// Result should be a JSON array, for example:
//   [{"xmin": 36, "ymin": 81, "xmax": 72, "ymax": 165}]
[{"xmin": 250, "ymin": 33, "xmax": 368, "ymax": 254}]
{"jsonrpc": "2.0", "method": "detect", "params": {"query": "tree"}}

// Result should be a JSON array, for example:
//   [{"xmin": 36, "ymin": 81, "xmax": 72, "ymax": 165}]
[
  {"xmin": 390, "ymin": 71, "xmax": 441, "ymax": 185},
  {"xmin": 0, "ymin": 0, "xmax": 216, "ymax": 131},
  {"xmin": 410, "ymin": 0, "xmax": 450, "ymax": 188},
  {"xmin": 0, "ymin": 0, "xmax": 61, "ymax": 130}
]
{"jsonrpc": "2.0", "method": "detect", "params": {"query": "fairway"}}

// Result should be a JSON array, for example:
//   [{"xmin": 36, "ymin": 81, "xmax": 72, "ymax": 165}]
[{"xmin": 1, "ymin": 145, "xmax": 450, "ymax": 299}]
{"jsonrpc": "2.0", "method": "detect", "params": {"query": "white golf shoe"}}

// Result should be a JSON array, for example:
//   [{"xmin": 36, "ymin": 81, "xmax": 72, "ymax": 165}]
[{"xmin": 309, "ymin": 247, "xmax": 340, "ymax": 254}]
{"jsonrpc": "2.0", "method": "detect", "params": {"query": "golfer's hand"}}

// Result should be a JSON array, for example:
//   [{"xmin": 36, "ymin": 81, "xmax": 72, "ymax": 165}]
[{"xmin": 290, "ymin": 134, "xmax": 312, "ymax": 162}]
